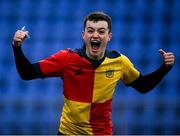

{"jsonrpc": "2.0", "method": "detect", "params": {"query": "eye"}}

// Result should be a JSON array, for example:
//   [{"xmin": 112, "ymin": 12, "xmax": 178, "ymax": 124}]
[
  {"xmin": 98, "ymin": 30, "xmax": 106, "ymax": 35},
  {"xmin": 98, "ymin": 30, "xmax": 105, "ymax": 35},
  {"xmin": 87, "ymin": 30, "xmax": 94, "ymax": 34}
]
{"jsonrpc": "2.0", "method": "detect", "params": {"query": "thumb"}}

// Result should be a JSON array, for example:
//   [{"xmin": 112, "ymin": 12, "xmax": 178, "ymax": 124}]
[
  {"xmin": 158, "ymin": 49, "xmax": 166, "ymax": 56},
  {"xmin": 24, "ymin": 31, "xmax": 29, "ymax": 38}
]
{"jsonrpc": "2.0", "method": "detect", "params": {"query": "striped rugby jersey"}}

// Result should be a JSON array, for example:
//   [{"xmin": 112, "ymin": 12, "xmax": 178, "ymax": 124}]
[{"xmin": 38, "ymin": 47, "xmax": 140, "ymax": 135}]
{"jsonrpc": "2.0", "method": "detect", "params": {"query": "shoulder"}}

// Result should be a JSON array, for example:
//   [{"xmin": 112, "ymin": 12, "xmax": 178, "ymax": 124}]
[
  {"xmin": 106, "ymin": 50, "xmax": 132, "ymax": 65},
  {"xmin": 106, "ymin": 50, "xmax": 131, "ymax": 61},
  {"xmin": 106, "ymin": 50, "xmax": 121, "ymax": 58},
  {"xmin": 120, "ymin": 54, "xmax": 135, "ymax": 67},
  {"xmin": 54, "ymin": 48, "xmax": 76, "ymax": 57}
]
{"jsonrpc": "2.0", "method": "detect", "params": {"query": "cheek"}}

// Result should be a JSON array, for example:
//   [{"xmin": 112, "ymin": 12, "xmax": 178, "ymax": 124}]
[
  {"xmin": 101, "ymin": 34, "xmax": 110, "ymax": 40},
  {"xmin": 101, "ymin": 37, "xmax": 109, "ymax": 43},
  {"xmin": 83, "ymin": 34, "xmax": 91, "ymax": 41}
]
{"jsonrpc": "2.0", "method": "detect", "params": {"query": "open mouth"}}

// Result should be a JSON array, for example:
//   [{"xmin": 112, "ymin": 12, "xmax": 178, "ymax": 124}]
[{"xmin": 90, "ymin": 41, "xmax": 101, "ymax": 50}]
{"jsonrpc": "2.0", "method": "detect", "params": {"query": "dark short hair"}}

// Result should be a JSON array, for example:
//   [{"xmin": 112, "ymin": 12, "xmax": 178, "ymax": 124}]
[{"xmin": 84, "ymin": 11, "xmax": 112, "ymax": 33}]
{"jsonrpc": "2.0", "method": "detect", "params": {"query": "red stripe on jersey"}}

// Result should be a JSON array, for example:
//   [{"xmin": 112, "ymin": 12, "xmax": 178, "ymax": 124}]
[
  {"xmin": 39, "ymin": 49, "xmax": 69, "ymax": 77},
  {"xmin": 63, "ymin": 53, "xmax": 95, "ymax": 103},
  {"xmin": 90, "ymin": 99, "xmax": 113, "ymax": 135}
]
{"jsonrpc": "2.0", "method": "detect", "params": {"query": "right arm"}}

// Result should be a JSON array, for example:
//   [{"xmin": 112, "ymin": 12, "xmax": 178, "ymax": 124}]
[{"xmin": 12, "ymin": 30, "xmax": 44, "ymax": 80}]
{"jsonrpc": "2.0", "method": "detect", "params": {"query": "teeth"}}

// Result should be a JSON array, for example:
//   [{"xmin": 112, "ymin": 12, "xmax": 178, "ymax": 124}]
[{"xmin": 91, "ymin": 41, "xmax": 100, "ymax": 43}]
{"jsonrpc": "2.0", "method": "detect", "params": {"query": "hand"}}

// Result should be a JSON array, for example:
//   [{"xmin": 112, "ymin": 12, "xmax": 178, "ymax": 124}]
[
  {"xmin": 159, "ymin": 49, "xmax": 175, "ymax": 67},
  {"xmin": 12, "ymin": 30, "xmax": 29, "ymax": 47}
]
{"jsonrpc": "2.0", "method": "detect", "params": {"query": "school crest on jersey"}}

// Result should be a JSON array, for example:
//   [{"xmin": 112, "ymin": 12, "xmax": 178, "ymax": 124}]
[{"xmin": 105, "ymin": 69, "xmax": 114, "ymax": 78}]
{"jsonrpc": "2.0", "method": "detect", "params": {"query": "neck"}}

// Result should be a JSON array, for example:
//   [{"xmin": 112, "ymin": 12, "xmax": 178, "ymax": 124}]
[
  {"xmin": 86, "ymin": 51, "xmax": 105, "ymax": 61},
  {"xmin": 82, "ymin": 44, "xmax": 106, "ymax": 61}
]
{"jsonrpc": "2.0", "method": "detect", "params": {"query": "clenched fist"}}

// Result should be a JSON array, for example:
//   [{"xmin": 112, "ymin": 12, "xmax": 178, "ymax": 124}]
[{"xmin": 12, "ymin": 30, "xmax": 29, "ymax": 47}]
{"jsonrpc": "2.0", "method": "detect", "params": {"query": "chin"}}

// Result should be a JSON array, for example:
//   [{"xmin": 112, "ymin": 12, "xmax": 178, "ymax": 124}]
[
  {"xmin": 90, "ymin": 52, "xmax": 102, "ymax": 60},
  {"xmin": 90, "ymin": 51, "xmax": 99, "ymax": 56}
]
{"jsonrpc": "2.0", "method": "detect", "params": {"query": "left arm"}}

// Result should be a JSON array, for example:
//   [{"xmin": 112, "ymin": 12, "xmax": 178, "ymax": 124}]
[{"xmin": 129, "ymin": 49, "xmax": 175, "ymax": 93}]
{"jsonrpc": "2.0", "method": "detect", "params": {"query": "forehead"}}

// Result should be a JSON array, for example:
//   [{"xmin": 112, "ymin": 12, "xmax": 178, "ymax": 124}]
[{"xmin": 85, "ymin": 20, "xmax": 108, "ymax": 29}]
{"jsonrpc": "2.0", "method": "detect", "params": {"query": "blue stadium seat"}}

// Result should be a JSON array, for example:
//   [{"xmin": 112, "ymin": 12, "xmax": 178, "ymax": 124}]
[{"xmin": 0, "ymin": 0, "xmax": 179, "ymax": 134}]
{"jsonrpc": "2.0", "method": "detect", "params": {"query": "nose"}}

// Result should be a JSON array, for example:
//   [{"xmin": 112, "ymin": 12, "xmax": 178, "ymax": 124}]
[{"xmin": 92, "ymin": 31, "xmax": 99, "ymax": 38}]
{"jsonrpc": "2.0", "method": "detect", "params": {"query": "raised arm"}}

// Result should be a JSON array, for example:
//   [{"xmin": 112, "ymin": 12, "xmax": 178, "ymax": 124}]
[
  {"xmin": 129, "ymin": 49, "xmax": 175, "ymax": 93},
  {"xmin": 12, "ymin": 29, "xmax": 43, "ymax": 80}
]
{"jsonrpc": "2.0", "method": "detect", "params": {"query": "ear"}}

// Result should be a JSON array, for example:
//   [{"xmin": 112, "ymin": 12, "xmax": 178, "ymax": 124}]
[
  {"xmin": 82, "ymin": 31, "xmax": 85, "ymax": 40},
  {"xmin": 108, "ymin": 32, "xmax": 112, "ymax": 41}
]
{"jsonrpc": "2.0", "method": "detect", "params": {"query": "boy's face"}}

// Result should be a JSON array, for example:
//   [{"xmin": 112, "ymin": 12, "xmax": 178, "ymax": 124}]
[{"xmin": 82, "ymin": 20, "xmax": 112, "ymax": 60}]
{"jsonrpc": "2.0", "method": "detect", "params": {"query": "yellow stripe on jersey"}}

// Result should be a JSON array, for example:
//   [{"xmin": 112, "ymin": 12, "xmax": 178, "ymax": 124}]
[
  {"xmin": 120, "ymin": 54, "xmax": 140, "ymax": 84},
  {"xmin": 59, "ymin": 96, "xmax": 93, "ymax": 135},
  {"xmin": 93, "ymin": 57, "xmax": 122, "ymax": 103},
  {"xmin": 93, "ymin": 54, "xmax": 140, "ymax": 103}
]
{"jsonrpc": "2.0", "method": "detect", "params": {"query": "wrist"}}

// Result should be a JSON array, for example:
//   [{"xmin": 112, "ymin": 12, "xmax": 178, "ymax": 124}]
[
  {"xmin": 162, "ymin": 63, "xmax": 173, "ymax": 70},
  {"xmin": 12, "ymin": 41, "xmax": 21, "ymax": 47}
]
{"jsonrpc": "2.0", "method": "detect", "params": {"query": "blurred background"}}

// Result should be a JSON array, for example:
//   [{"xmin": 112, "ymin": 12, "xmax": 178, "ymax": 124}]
[{"xmin": 0, "ymin": 0, "xmax": 180, "ymax": 134}]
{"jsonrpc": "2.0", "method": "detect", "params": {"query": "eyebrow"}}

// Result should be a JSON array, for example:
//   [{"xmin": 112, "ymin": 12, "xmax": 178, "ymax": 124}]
[{"xmin": 86, "ymin": 27, "xmax": 106, "ymax": 30}]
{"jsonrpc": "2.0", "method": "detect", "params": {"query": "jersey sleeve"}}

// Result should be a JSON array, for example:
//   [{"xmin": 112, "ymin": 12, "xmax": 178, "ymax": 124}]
[
  {"xmin": 38, "ymin": 49, "xmax": 69, "ymax": 77},
  {"xmin": 121, "ymin": 54, "xmax": 140, "ymax": 85}
]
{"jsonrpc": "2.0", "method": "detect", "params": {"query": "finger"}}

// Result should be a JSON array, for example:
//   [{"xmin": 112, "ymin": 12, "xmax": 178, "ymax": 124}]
[
  {"xmin": 19, "ymin": 31, "xmax": 29, "ymax": 36},
  {"xmin": 17, "ymin": 30, "xmax": 29, "ymax": 36},
  {"xmin": 164, "ymin": 55, "xmax": 174, "ymax": 59},
  {"xmin": 165, "ymin": 58, "xmax": 174, "ymax": 63},
  {"xmin": 164, "ymin": 59, "xmax": 175, "ymax": 65},
  {"xmin": 20, "ymin": 31, "xmax": 29, "ymax": 38},
  {"xmin": 164, "ymin": 55, "xmax": 175, "ymax": 60},
  {"xmin": 14, "ymin": 36, "xmax": 23, "ymax": 42},
  {"xmin": 166, "ymin": 52, "xmax": 174, "ymax": 56},
  {"xmin": 14, "ymin": 35, "xmax": 24, "ymax": 41},
  {"xmin": 158, "ymin": 49, "xmax": 166, "ymax": 56},
  {"xmin": 16, "ymin": 34, "xmax": 25, "ymax": 39},
  {"xmin": 16, "ymin": 32, "xmax": 27, "ymax": 39},
  {"xmin": 165, "ymin": 59, "xmax": 174, "ymax": 63},
  {"xmin": 13, "ymin": 34, "xmax": 25, "ymax": 42}
]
